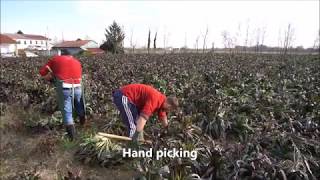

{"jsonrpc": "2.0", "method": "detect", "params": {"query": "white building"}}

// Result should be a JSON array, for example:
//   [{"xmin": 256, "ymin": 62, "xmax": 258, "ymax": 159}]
[
  {"xmin": 3, "ymin": 33, "xmax": 51, "ymax": 51},
  {"xmin": 0, "ymin": 34, "xmax": 18, "ymax": 57},
  {"xmin": 52, "ymin": 39, "xmax": 102, "ymax": 55}
]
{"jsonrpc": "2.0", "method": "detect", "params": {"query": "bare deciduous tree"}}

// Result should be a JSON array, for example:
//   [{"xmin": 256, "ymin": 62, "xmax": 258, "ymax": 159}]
[
  {"xmin": 166, "ymin": 33, "xmax": 170, "ymax": 50},
  {"xmin": 234, "ymin": 23, "xmax": 241, "ymax": 54},
  {"xmin": 211, "ymin": 42, "xmax": 215, "ymax": 53},
  {"xmin": 162, "ymin": 30, "xmax": 170, "ymax": 54},
  {"xmin": 282, "ymin": 23, "xmax": 295, "ymax": 56},
  {"xmin": 244, "ymin": 20, "xmax": 250, "ymax": 53},
  {"xmin": 130, "ymin": 28, "xmax": 135, "ymax": 53},
  {"xmin": 184, "ymin": 32, "xmax": 187, "ymax": 48},
  {"xmin": 202, "ymin": 26, "xmax": 208, "ymax": 53},
  {"xmin": 312, "ymin": 29, "xmax": 320, "ymax": 54},
  {"xmin": 195, "ymin": 35, "xmax": 200, "ymax": 53},
  {"xmin": 163, "ymin": 29, "xmax": 166, "ymax": 53},
  {"xmin": 221, "ymin": 30, "xmax": 234, "ymax": 53},
  {"xmin": 260, "ymin": 27, "xmax": 267, "ymax": 54},
  {"xmin": 255, "ymin": 28, "xmax": 261, "ymax": 53},
  {"xmin": 252, "ymin": 26, "xmax": 267, "ymax": 54},
  {"xmin": 222, "ymin": 30, "xmax": 234, "ymax": 60},
  {"xmin": 277, "ymin": 28, "xmax": 283, "ymax": 54}
]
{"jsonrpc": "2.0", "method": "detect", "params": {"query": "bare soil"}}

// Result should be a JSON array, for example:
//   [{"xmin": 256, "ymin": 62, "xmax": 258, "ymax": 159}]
[{"xmin": 0, "ymin": 106, "xmax": 136, "ymax": 180}]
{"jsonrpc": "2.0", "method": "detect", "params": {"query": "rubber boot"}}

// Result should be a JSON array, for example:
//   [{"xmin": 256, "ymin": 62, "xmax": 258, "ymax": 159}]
[
  {"xmin": 66, "ymin": 124, "xmax": 76, "ymax": 141},
  {"xmin": 79, "ymin": 116, "xmax": 87, "ymax": 127}
]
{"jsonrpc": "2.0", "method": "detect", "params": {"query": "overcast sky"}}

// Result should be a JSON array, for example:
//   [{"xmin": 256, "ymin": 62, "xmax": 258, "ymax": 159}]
[{"xmin": 1, "ymin": 0, "xmax": 319, "ymax": 48}]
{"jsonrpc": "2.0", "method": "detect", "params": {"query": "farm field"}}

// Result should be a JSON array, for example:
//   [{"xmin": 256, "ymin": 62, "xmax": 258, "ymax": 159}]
[{"xmin": 0, "ymin": 53, "xmax": 319, "ymax": 179}]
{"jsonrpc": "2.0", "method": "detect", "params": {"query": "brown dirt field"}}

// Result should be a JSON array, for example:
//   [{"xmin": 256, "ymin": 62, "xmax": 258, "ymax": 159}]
[{"xmin": 0, "ymin": 106, "xmax": 137, "ymax": 180}]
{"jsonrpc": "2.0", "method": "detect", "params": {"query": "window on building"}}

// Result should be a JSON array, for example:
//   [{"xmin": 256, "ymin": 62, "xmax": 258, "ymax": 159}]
[
  {"xmin": 24, "ymin": 41, "xmax": 26, "ymax": 44},
  {"xmin": 30, "ymin": 40, "xmax": 32, "ymax": 44},
  {"xmin": 17, "ymin": 41, "xmax": 21, "ymax": 44},
  {"xmin": 36, "ymin": 41, "xmax": 38, "ymax": 44},
  {"xmin": 41, "ymin": 41, "xmax": 43, "ymax": 45}
]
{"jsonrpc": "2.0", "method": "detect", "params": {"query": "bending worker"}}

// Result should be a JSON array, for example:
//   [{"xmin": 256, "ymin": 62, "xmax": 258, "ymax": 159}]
[
  {"xmin": 39, "ymin": 49, "xmax": 86, "ymax": 141},
  {"xmin": 112, "ymin": 83, "xmax": 179, "ymax": 144}
]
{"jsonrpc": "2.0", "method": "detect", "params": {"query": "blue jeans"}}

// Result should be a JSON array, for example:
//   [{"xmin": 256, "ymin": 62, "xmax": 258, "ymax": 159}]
[
  {"xmin": 63, "ymin": 87, "xmax": 85, "ymax": 125},
  {"xmin": 112, "ymin": 90, "xmax": 139, "ymax": 137}
]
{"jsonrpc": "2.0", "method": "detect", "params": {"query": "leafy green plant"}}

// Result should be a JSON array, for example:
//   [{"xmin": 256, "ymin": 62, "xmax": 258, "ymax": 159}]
[
  {"xmin": 76, "ymin": 134, "xmax": 123, "ymax": 167},
  {"xmin": 60, "ymin": 136, "xmax": 78, "ymax": 150},
  {"xmin": 1, "ymin": 53, "xmax": 319, "ymax": 179}
]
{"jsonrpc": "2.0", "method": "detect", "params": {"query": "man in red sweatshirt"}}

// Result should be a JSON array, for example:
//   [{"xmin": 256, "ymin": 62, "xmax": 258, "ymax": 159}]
[
  {"xmin": 39, "ymin": 49, "xmax": 86, "ymax": 141},
  {"xmin": 112, "ymin": 84, "xmax": 179, "ymax": 145}
]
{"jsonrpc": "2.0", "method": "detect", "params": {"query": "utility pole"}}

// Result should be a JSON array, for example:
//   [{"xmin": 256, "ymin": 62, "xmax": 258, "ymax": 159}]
[
  {"xmin": 61, "ymin": 31, "xmax": 64, "ymax": 42},
  {"xmin": 184, "ymin": 32, "xmax": 187, "ymax": 48}
]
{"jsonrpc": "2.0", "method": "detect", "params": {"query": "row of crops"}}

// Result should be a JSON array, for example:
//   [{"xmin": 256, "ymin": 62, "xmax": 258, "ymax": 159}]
[{"xmin": 0, "ymin": 53, "xmax": 319, "ymax": 179}]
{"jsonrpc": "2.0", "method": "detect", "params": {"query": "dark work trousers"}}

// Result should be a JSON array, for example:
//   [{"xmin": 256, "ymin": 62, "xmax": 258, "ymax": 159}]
[{"xmin": 112, "ymin": 90, "xmax": 139, "ymax": 137}]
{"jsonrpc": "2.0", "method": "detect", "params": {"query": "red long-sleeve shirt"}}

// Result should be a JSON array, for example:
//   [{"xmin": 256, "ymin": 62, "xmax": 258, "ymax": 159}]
[
  {"xmin": 39, "ymin": 55, "xmax": 82, "ymax": 84},
  {"xmin": 121, "ymin": 84, "xmax": 167, "ymax": 120}
]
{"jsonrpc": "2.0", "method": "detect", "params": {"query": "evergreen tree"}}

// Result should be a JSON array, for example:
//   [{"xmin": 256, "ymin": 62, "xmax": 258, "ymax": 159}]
[
  {"xmin": 154, "ymin": 32, "xmax": 157, "ymax": 49},
  {"xmin": 147, "ymin": 29, "xmax": 151, "ymax": 54},
  {"xmin": 100, "ymin": 21, "xmax": 125, "ymax": 54}
]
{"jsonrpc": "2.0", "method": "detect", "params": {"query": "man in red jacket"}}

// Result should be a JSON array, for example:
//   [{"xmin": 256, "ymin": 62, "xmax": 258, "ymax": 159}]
[
  {"xmin": 39, "ymin": 49, "xmax": 86, "ymax": 141},
  {"xmin": 112, "ymin": 84, "xmax": 178, "ymax": 144}
]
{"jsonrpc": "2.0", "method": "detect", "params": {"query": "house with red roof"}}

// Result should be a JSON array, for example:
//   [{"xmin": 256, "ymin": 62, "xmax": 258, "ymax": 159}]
[
  {"xmin": 52, "ymin": 39, "xmax": 104, "ymax": 55},
  {"xmin": 3, "ymin": 32, "xmax": 51, "ymax": 51},
  {"xmin": 0, "ymin": 34, "xmax": 18, "ymax": 57}
]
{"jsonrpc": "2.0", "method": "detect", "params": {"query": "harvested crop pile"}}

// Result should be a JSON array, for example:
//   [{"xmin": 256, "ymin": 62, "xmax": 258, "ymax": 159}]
[
  {"xmin": 1, "ymin": 53, "xmax": 319, "ymax": 179},
  {"xmin": 77, "ymin": 134, "xmax": 124, "ymax": 167}
]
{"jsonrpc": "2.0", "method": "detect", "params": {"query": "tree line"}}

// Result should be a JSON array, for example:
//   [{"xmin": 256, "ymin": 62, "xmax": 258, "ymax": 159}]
[{"xmin": 100, "ymin": 21, "xmax": 320, "ymax": 55}]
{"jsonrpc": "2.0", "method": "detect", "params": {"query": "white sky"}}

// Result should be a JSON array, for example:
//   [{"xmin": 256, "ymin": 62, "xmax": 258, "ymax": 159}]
[
  {"xmin": 75, "ymin": 1, "xmax": 319, "ymax": 48},
  {"xmin": 2, "ymin": 1, "xmax": 319, "ymax": 48}
]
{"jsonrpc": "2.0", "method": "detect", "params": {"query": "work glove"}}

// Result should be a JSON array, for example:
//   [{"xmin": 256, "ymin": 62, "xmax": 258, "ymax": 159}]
[
  {"xmin": 160, "ymin": 125, "xmax": 169, "ymax": 137},
  {"xmin": 129, "ymin": 131, "xmax": 144, "ymax": 148}
]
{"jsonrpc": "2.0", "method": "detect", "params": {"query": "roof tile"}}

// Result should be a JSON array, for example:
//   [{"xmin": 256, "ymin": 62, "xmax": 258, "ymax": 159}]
[
  {"xmin": 0, "ymin": 34, "xmax": 17, "ymax": 44},
  {"xmin": 3, "ymin": 33, "xmax": 49, "ymax": 40},
  {"xmin": 53, "ymin": 40, "xmax": 91, "ymax": 48}
]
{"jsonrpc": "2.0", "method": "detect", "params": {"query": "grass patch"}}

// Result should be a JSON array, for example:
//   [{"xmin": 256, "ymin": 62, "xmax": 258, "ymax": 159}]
[{"xmin": 59, "ymin": 136, "xmax": 78, "ymax": 150}]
